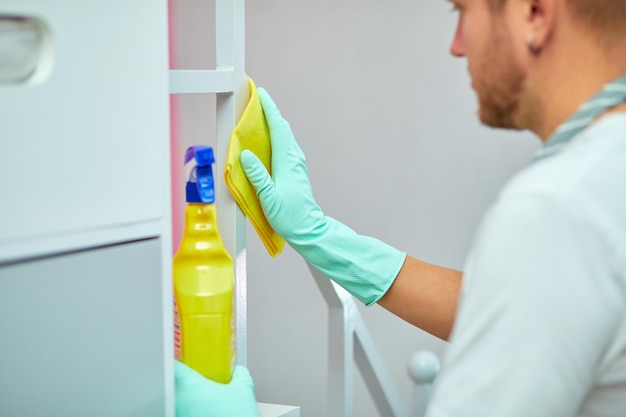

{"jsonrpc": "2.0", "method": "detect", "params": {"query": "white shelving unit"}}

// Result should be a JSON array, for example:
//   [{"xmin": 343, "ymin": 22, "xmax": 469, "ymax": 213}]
[
  {"xmin": 0, "ymin": 0, "xmax": 298, "ymax": 415},
  {"xmin": 170, "ymin": 1, "xmax": 299, "ymax": 415},
  {"xmin": 169, "ymin": 0, "xmax": 250, "ymax": 367}
]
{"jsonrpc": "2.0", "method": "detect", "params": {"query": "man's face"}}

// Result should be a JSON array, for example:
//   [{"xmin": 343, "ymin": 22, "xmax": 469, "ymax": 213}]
[{"xmin": 448, "ymin": 0, "xmax": 528, "ymax": 130}]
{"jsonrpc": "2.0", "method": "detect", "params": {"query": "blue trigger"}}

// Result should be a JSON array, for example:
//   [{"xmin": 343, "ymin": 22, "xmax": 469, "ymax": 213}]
[{"xmin": 196, "ymin": 165, "xmax": 215, "ymax": 204}]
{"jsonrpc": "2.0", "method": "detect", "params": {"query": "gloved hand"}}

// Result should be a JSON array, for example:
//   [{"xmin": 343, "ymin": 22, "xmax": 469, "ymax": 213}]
[
  {"xmin": 240, "ymin": 88, "xmax": 406, "ymax": 305},
  {"xmin": 175, "ymin": 360, "xmax": 260, "ymax": 417}
]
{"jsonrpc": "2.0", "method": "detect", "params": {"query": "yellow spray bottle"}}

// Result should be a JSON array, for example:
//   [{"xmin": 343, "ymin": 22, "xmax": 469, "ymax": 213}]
[{"xmin": 173, "ymin": 145, "xmax": 235, "ymax": 383}]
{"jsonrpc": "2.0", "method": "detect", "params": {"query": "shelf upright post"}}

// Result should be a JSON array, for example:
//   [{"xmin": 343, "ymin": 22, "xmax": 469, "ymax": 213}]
[{"xmin": 215, "ymin": 0, "xmax": 249, "ymax": 367}]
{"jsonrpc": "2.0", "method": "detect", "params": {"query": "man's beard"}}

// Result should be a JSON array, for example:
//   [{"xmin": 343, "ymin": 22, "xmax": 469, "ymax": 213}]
[{"xmin": 475, "ymin": 25, "xmax": 527, "ymax": 130}]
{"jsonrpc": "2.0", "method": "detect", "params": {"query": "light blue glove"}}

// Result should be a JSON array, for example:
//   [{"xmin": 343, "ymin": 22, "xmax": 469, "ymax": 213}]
[
  {"xmin": 175, "ymin": 361, "xmax": 260, "ymax": 417},
  {"xmin": 240, "ymin": 88, "xmax": 406, "ymax": 305}
]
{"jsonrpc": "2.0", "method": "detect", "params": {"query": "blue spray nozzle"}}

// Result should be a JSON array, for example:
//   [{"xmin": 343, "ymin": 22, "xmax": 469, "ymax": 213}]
[
  {"xmin": 184, "ymin": 145, "xmax": 215, "ymax": 167},
  {"xmin": 184, "ymin": 145, "xmax": 215, "ymax": 204}
]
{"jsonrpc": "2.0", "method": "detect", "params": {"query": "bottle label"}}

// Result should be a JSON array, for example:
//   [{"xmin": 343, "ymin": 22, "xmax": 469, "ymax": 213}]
[
  {"xmin": 231, "ymin": 296, "xmax": 237, "ymax": 368},
  {"xmin": 174, "ymin": 298, "xmax": 181, "ymax": 360}
]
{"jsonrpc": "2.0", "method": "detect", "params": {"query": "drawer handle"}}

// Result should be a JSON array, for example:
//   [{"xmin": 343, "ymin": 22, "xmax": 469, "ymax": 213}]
[{"xmin": 0, "ymin": 15, "xmax": 54, "ymax": 86}]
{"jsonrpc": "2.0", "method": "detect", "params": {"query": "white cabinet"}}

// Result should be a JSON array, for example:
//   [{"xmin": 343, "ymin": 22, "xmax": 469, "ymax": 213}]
[{"xmin": 0, "ymin": 1, "xmax": 173, "ymax": 416}]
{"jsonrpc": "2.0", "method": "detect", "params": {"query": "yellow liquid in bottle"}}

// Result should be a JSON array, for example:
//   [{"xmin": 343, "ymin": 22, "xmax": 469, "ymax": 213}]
[{"xmin": 173, "ymin": 203, "xmax": 235, "ymax": 383}]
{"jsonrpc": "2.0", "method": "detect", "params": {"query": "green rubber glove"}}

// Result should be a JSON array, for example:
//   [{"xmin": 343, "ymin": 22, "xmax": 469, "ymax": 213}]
[
  {"xmin": 240, "ymin": 88, "xmax": 406, "ymax": 305},
  {"xmin": 175, "ymin": 361, "xmax": 260, "ymax": 417}
]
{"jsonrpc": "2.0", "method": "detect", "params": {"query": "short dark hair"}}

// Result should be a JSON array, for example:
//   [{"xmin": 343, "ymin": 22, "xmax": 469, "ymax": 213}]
[{"xmin": 488, "ymin": 0, "xmax": 626, "ymax": 41}]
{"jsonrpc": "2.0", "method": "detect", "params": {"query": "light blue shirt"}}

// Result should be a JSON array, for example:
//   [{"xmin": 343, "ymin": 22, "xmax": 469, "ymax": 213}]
[{"xmin": 427, "ymin": 113, "xmax": 626, "ymax": 417}]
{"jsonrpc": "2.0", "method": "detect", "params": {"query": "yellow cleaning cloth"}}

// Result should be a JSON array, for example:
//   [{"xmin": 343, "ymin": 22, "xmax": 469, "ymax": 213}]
[{"xmin": 224, "ymin": 78, "xmax": 286, "ymax": 257}]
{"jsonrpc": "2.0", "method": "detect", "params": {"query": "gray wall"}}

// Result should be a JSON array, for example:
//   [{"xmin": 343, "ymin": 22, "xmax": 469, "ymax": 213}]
[{"xmin": 174, "ymin": 1, "xmax": 541, "ymax": 416}]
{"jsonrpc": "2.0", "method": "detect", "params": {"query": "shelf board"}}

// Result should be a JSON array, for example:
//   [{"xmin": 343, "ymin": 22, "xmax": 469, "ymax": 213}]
[
  {"xmin": 258, "ymin": 402, "xmax": 300, "ymax": 417},
  {"xmin": 169, "ymin": 69, "xmax": 234, "ymax": 94}
]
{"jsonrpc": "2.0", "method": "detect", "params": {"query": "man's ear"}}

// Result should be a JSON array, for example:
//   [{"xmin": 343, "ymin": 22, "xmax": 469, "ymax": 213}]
[{"xmin": 524, "ymin": 0, "xmax": 557, "ymax": 53}]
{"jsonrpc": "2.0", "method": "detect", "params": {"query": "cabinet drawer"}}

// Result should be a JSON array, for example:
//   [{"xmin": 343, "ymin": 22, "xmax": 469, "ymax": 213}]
[
  {"xmin": 0, "ymin": 239, "xmax": 166, "ymax": 416},
  {"xmin": 0, "ymin": 1, "xmax": 170, "ymax": 254}
]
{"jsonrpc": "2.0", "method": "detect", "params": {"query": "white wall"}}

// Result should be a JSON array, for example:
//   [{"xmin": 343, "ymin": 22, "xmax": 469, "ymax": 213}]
[{"xmin": 174, "ymin": 1, "xmax": 541, "ymax": 416}]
